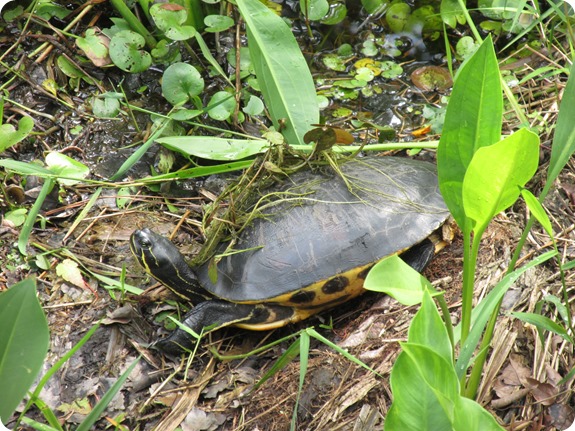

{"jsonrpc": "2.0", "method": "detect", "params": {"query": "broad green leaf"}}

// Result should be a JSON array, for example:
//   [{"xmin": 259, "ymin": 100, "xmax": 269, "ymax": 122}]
[
  {"xmin": 0, "ymin": 116, "xmax": 34, "ymax": 152},
  {"xmin": 157, "ymin": 136, "xmax": 269, "ymax": 161},
  {"xmin": 364, "ymin": 254, "xmax": 431, "ymax": 306},
  {"xmin": 454, "ymin": 397, "xmax": 505, "ymax": 430},
  {"xmin": 109, "ymin": 30, "xmax": 151, "ymax": 73},
  {"xmin": 462, "ymin": 128, "xmax": 539, "ymax": 235},
  {"xmin": 45, "ymin": 152, "xmax": 90, "ymax": 185},
  {"xmin": 0, "ymin": 279, "xmax": 50, "ymax": 422},
  {"xmin": 408, "ymin": 288, "xmax": 452, "ymax": 363},
  {"xmin": 236, "ymin": 0, "xmax": 319, "ymax": 146},
  {"xmin": 386, "ymin": 344, "xmax": 457, "ymax": 430},
  {"xmin": 162, "ymin": 62, "xmax": 204, "ymax": 106},
  {"xmin": 544, "ymin": 60, "xmax": 575, "ymax": 197},
  {"xmin": 437, "ymin": 35, "xmax": 501, "ymax": 229}
]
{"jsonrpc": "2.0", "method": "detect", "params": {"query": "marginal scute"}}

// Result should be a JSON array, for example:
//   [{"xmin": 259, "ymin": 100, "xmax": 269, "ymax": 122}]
[
  {"xmin": 321, "ymin": 276, "xmax": 349, "ymax": 294},
  {"xmin": 289, "ymin": 290, "xmax": 317, "ymax": 304}
]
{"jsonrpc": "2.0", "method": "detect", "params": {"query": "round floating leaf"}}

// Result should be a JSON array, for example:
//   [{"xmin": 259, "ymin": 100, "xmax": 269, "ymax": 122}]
[
  {"xmin": 321, "ymin": 2, "xmax": 347, "ymax": 24},
  {"xmin": 150, "ymin": 3, "xmax": 196, "ymax": 41},
  {"xmin": 204, "ymin": 14, "xmax": 234, "ymax": 32},
  {"xmin": 322, "ymin": 53, "xmax": 347, "ymax": 71},
  {"xmin": 242, "ymin": 95, "xmax": 264, "ymax": 116},
  {"xmin": 379, "ymin": 61, "xmax": 403, "ymax": 79},
  {"xmin": 386, "ymin": 2, "xmax": 411, "ymax": 32},
  {"xmin": 109, "ymin": 30, "xmax": 151, "ymax": 73},
  {"xmin": 456, "ymin": 36, "xmax": 479, "ymax": 60},
  {"xmin": 91, "ymin": 93, "xmax": 121, "ymax": 118},
  {"xmin": 301, "ymin": 0, "xmax": 329, "ymax": 21},
  {"xmin": 207, "ymin": 91, "xmax": 236, "ymax": 120},
  {"xmin": 162, "ymin": 62, "xmax": 204, "ymax": 106},
  {"xmin": 362, "ymin": 0, "xmax": 386, "ymax": 14}
]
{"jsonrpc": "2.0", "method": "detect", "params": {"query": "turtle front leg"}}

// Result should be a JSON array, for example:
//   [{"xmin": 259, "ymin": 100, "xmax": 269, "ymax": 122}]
[{"xmin": 154, "ymin": 300, "xmax": 295, "ymax": 354}]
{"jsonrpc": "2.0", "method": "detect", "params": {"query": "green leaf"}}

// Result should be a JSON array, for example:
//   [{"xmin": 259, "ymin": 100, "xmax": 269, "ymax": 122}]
[
  {"xmin": 91, "ymin": 93, "xmax": 121, "ymax": 118},
  {"xmin": 207, "ymin": 91, "xmax": 236, "ymax": 121},
  {"xmin": 0, "ymin": 159, "xmax": 53, "ymax": 176},
  {"xmin": 157, "ymin": 136, "xmax": 268, "ymax": 161},
  {"xmin": 76, "ymin": 357, "xmax": 140, "ymax": 431},
  {"xmin": 454, "ymin": 250, "xmax": 557, "ymax": 377},
  {"xmin": 150, "ymin": 3, "xmax": 196, "ymax": 41},
  {"xmin": 242, "ymin": 95, "xmax": 265, "ymax": 116},
  {"xmin": 544, "ymin": 60, "xmax": 575, "ymax": 197},
  {"xmin": 76, "ymin": 28, "xmax": 111, "ymax": 67},
  {"xmin": 364, "ymin": 254, "xmax": 432, "ymax": 306},
  {"xmin": 386, "ymin": 344, "xmax": 457, "ymax": 430},
  {"xmin": 204, "ymin": 14, "xmax": 234, "ymax": 32},
  {"xmin": 0, "ymin": 116, "xmax": 34, "ymax": 152},
  {"xmin": 236, "ymin": 0, "xmax": 319, "ymax": 146},
  {"xmin": 462, "ymin": 128, "xmax": 539, "ymax": 235},
  {"xmin": 408, "ymin": 289, "xmax": 452, "ymax": 363},
  {"xmin": 0, "ymin": 278, "xmax": 50, "ymax": 422},
  {"xmin": 45, "ymin": 152, "xmax": 90, "ymax": 186},
  {"xmin": 440, "ymin": 0, "xmax": 466, "ymax": 28},
  {"xmin": 386, "ymin": 291, "xmax": 506, "ymax": 431},
  {"xmin": 162, "ymin": 62, "xmax": 204, "ymax": 106},
  {"xmin": 512, "ymin": 312, "xmax": 574, "ymax": 344},
  {"xmin": 521, "ymin": 189, "xmax": 554, "ymax": 238},
  {"xmin": 386, "ymin": 3, "xmax": 411, "ymax": 33},
  {"xmin": 437, "ymin": 35, "xmax": 501, "ymax": 230},
  {"xmin": 454, "ymin": 397, "xmax": 505, "ymax": 430},
  {"xmin": 300, "ymin": 0, "xmax": 329, "ymax": 21},
  {"xmin": 109, "ymin": 30, "xmax": 152, "ymax": 73}
]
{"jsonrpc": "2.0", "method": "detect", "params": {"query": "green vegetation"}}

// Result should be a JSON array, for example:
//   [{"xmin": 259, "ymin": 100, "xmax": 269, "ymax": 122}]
[{"xmin": 1, "ymin": 0, "xmax": 575, "ymax": 429}]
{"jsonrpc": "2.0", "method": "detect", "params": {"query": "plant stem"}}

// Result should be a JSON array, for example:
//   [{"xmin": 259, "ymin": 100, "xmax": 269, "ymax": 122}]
[{"xmin": 108, "ymin": 0, "xmax": 157, "ymax": 49}]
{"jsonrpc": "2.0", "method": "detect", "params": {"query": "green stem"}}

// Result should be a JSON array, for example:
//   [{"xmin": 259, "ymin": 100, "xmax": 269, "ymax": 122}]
[
  {"xmin": 459, "ymin": 230, "xmax": 475, "ymax": 347},
  {"xmin": 465, "ymin": 300, "xmax": 498, "ymax": 398},
  {"xmin": 108, "ymin": 0, "xmax": 157, "ymax": 49}
]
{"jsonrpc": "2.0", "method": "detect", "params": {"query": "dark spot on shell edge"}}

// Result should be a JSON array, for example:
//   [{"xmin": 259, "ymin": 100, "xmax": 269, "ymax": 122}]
[
  {"xmin": 321, "ymin": 276, "xmax": 349, "ymax": 294},
  {"xmin": 289, "ymin": 290, "xmax": 316, "ymax": 304}
]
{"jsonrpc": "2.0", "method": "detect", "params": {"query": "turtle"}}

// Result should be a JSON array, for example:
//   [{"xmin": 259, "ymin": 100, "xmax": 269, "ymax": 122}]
[{"xmin": 130, "ymin": 156, "xmax": 450, "ymax": 353}]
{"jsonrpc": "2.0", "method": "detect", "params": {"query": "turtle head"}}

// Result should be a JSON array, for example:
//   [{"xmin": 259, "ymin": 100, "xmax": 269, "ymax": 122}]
[{"xmin": 130, "ymin": 228, "xmax": 208, "ymax": 301}]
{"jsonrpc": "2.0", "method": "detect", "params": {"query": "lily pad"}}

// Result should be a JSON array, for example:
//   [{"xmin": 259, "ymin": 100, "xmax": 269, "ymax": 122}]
[
  {"xmin": 109, "ymin": 30, "xmax": 151, "ymax": 73},
  {"xmin": 150, "ymin": 3, "xmax": 196, "ymax": 41},
  {"xmin": 162, "ymin": 62, "xmax": 204, "ymax": 106}
]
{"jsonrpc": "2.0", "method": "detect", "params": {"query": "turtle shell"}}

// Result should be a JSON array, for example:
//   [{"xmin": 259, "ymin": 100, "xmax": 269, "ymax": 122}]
[{"xmin": 195, "ymin": 156, "xmax": 449, "ymax": 306}]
